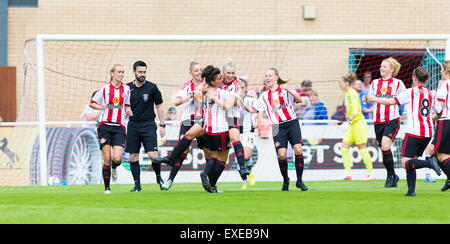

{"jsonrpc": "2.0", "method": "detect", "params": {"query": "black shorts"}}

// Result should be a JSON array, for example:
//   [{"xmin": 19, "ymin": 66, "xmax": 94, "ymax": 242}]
[
  {"xmin": 196, "ymin": 135, "xmax": 208, "ymax": 150},
  {"xmin": 125, "ymin": 121, "xmax": 157, "ymax": 153},
  {"xmin": 272, "ymin": 119, "xmax": 303, "ymax": 151},
  {"xmin": 227, "ymin": 117, "xmax": 240, "ymax": 130},
  {"xmin": 97, "ymin": 123, "xmax": 126, "ymax": 149},
  {"xmin": 433, "ymin": 119, "xmax": 450, "ymax": 154},
  {"xmin": 203, "ymin": 131, "xmax": 230, "ymax": 152},
  {"xmin": 374, "ymin": 118, "xmax": 400, "ymax": 146},
  {"xmin": 401, "ymin": 134, "xmax": 431, "ymax": 158},
  {"xmin": 179, "ymin": 119, "xmax": 207, "ymax": 149}
]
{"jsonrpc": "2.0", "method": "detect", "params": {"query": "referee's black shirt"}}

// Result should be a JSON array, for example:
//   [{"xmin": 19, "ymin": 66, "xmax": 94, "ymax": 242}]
[{"xmin": 127, "ymin": 80, "xmax": 163, "ymax": 123}]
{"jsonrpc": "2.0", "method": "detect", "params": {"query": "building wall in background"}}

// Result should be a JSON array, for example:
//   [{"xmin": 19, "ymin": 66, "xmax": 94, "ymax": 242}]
[{"xmin": 6, "ymin": 0, "xmax": 450, "ymax": 118}]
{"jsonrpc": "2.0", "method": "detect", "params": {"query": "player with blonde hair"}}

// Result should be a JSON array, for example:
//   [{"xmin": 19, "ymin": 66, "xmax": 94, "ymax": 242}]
[
  {"xmin": 244, "ymin": 68, "xmax": 308, "ymax": 191},
  {"xmin": 221, "ymin": 60, "xmax": 250, "ymax": 179},
  {"xmin": 367, "ymin": 66, "xmax": 441, "ymax": 196},
  {"xmin": 364, "ymin": 57, "xmax": 406, "ymax": 187},
  {"xmin": 90, "ymin": 64, "xmax": 132, "ymax": 194},
  {"xmin": 161, "ymin": 61, "xmax": 206, "ymax": 190}
]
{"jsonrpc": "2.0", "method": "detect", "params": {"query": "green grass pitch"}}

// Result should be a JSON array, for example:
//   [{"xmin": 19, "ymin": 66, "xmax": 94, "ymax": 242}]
[{"xmin": 0, "ymin": 180, "xmax": 448, "ymax": 224}]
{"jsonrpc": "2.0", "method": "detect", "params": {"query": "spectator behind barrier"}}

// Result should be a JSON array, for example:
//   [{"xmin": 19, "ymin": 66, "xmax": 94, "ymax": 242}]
[
  {"xmin": 331, "ymin": 104, "xmax": 346, "ymax": 123},
  {"xmin": 353, "ymin": 79, "xmax": 373, "ymax": 120},
  {"xmin": 302, "ymin": 89, "xmax": 328, "ymax": 124},
  {"xmin": 81, "ymin": 90, "xmax": 100, "ymax": 127},
  {"xmin": 166, "ymin": 106, "xmax": 177, "ymax": 121},
  {"xmin": 294, "ymin": 79, "xmax": 312, "ymax": 118},
  {"xmin": 361, "ymin": 71, "xmax": 372, "ymax": 95}
]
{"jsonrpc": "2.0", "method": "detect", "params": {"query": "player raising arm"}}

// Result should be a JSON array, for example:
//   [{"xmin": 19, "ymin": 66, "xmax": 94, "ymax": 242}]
[
  {"xmin": 244, "ymin": 68, "xmax": 307, "ymax": 191},
  {"xmin": 161, "ymin": 61, "xmax": 205, "ymax": 190},
  {"xmin": 366, "ymin": 66, "xmax": 441, "ymax": 196},
  {"xmin": 90, "ymin": 64, "xmax": 132, "ymax": 194}
]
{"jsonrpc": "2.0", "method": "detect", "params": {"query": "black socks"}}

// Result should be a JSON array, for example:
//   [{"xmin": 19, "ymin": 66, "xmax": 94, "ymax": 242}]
[
  {"xmin": 278, "ymin": 158, "xmax": 288, "ymax": 180},
  {"xmin": 406, "ymin": 169, "xmax": 416, "ymax": 194},
  {"xmin": 169, "ymin": 153, "xmax": 188, "ymax": 181},
  {"xmin": 209, "ymin": 159, "xmax": 226, "ymax": 187},
  {"xmin": 382, "ymin": 150, "xmax": 395, "ymax": 176},
  {"xmin": 130, "ymin": 160, "xmax": 141, "ymax": 189},
  {"xmin": 295, "ymin": 154, "xmax": 304, "ymax": 182},
  {"xmin": 102, "ymin": 164, "xmax": 111, "ymax": 189},
  {"xmin": 169, "ymin": 137, "xmax": 193, "ymax": 161},
  {"xmin": 233, "ymin": 141, "xmax": 246, "ymax": 170}
]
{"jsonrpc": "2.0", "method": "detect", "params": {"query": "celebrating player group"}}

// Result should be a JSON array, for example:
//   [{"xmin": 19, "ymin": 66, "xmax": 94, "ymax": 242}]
[{"xmin": 89, "ymin": 58, "xmax": 450, "ymax": 197}]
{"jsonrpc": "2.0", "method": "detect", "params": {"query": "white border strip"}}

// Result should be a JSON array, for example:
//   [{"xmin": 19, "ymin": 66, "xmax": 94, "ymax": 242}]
[
  {"xmin": 36, "ymin": 34, "xmax": 450, "ymax": 42},
  {"xmin": 36, "ymin": 36, "xmax": 47, "ymax": 186}
]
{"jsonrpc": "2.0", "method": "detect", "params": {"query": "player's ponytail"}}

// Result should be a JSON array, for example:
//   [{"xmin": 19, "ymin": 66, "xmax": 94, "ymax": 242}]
[
  {"xmin": 442, "ymin": 60, "xmax": 450, "ymax": 75},
  {"xmin": 268, "ymin": 68, "xmax": 291, "ymax": 85},
  {"xmin": 342, "ymin": 73, "xmax": 357, "ymax": 85}
]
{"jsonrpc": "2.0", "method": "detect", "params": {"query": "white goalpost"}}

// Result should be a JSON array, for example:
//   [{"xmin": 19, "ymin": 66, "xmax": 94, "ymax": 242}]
[{"xmin": 6, "ymin": 34, "xmax": 450, "ymax": 186}]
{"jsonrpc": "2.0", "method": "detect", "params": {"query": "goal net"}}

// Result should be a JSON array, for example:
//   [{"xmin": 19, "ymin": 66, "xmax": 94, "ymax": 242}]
[{"xmin": 3, "ymin": 34, "xmax": 448, "ymax": 186}]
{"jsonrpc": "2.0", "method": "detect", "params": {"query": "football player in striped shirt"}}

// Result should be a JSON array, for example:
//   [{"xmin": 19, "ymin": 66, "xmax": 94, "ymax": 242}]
[
  {"xmin": 155, "ymin": 64, "xmax": 250, "ymax": 182},
  {"xmin": 431, "ymin": 61, "xmax": 450, "ymax": 191},
  {"xmin": 221, "ymin": 61, "xmax": 250, "ymax": 179},
  {"xmin": 237, "ymin": 77, "xmax": 258, "ymax": 189},
  {"xmin": 365, "ymin": 57, "xmax": 406, "ymax": 188},
  {"xmin": 422, "ymin": 79, "xmax": 445, "ymax": 183},
  {"xmin": 161, "ymin": 61, "xmax": 207, "ymax": 190},
  {"xmin": 158, "ymin": 65, "xmax": 237, "ymax": 193},
  {"xmin": 154, "ymin": 65, "xmax": 236, "ymax": 193},
  {"xmin": 90, "ymin": 64, "xmax": 133, "ymax": 194},
  {"xmin": 367, "ymin": 66, "xmax": 441, "ymax": 196},
  {"xmin": 245, "ymin": 68, "xmax": 308, "ymax": 191},
  {"xmin": 201, "ymin": 65, "xmax": 239, "ymax": 193}
]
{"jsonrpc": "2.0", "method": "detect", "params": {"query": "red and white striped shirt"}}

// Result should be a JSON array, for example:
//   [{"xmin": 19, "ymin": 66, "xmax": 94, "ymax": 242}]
[
  {"xmin": 176, "ymin": 80, "xmax": 204, "ymax": 121},
  {"xmin": 91, "ymin": 82, "xmax": 131, "ymax": 129},
  {"xmin": 394, "ymin": 85, "xmax": 434, "ymax": 138},
  {"xmin": 222, "ymin": 77, "xmax": 241, "ymax": 118},
  {"xmin": 203, "ymin": 88, "xmax": 232, "ymax": 134},
  {"xmin": 369, "ymin": 78, "xmax": 406, "ymax": 124},
  {"xmin": 252, "ymin": 87, "xmax": 297, "ymax": 125},
  {"xmin": 436, "ymin": 78, "xmax": 450, "ymax": 119}
]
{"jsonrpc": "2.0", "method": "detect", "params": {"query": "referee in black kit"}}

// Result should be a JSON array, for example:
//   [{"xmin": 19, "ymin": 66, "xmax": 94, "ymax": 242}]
[{"xmin": 126, "ymin": 60, "xmax": 167, "ymax": 192}]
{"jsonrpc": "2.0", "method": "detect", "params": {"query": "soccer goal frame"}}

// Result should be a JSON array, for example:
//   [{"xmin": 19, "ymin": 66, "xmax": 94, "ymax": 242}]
[{"xmin": 32, "ymin": 34, "xmax": 450, "ymax": 186}]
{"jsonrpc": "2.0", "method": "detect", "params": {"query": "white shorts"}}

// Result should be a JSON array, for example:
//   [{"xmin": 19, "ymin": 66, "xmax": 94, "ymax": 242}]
[{"xmin": 240, "ymin": 132, "xmax": 256, "ymax": 149}]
